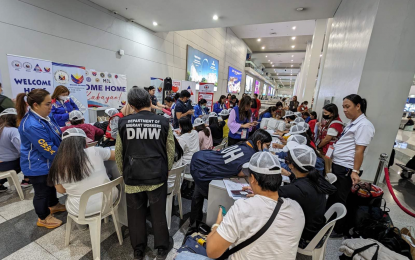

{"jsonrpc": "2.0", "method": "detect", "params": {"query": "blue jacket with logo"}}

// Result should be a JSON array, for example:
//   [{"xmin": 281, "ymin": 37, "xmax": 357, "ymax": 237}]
[
  {"xmin": 51, "ymin": 98, "xmax": 79, "ymax": 127},
  {"xmin": 19, "ymin": 110, "xmax": 62, "ymax": 176},
  {"xmin": 192, "ymin": 104, "xmax": 209, "ymax": 123},
  {"xmin": 213, "ymin": 102, "xmax": 226, "ymax": 114}
]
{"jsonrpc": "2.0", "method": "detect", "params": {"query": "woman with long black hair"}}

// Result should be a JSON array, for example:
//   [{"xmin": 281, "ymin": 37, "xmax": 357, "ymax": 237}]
[
  {"xmin": 227, "ymin": 96, "xmax": 255, "ymax": 146},
  {"xmin": 327, "ymin": 94, "xmax": 375, "ymax": 237},
  {"xmin": 192, "ymin": 98, "xmax": 209, "ymax": 123},
  {"xmin": 208, "ymin": 112, "xmax": 225, "ymax": 146}
]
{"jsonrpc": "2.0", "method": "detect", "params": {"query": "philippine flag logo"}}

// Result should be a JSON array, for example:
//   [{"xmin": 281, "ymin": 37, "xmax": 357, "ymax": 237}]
[
  {"xmin": 187, "ymin": 86, "xmax": 194, "ymax": 95},
  {"xmin": 92, "ymin": 71, "xmax": 97, "ymax": 76},
  {"xmin": 157, "ymin": 86, "xmax": 163, "ymax": 93},
  {"xmin": 44, "ymin": 67, "xmax": 51, "ymax": 72},
  {"xmin": 71, "ymin": 74, "xmax": 84, "ymax": 84},
  {"xmin": 121, "ymin": 100, "xmax": 126, "ymax": 105}
]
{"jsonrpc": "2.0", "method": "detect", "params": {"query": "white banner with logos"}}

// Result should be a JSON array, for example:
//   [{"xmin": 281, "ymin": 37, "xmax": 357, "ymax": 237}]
[
  {"xmin": 85, "ymin": 70, "xmax": 127, "ymax": 108},
  {"xmin": 181, "ymin": 81, "xmax": 197, "ymax": 103},
  {"xmin": 199, "ymin": 83, "xmax": 215, "ymax": 93},
  {"xmin": 7, "ymin": 55, "xmax": 54, "ymax": 98},
  {"xmin": 172, "ymin": 80, "xmax": 181, "ymax": 93}
]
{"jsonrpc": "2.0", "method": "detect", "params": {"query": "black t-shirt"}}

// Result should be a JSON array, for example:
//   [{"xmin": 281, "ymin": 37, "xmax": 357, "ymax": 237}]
[
  {"xmin": 209, "ymin": 121, "xmax": 225, "ymax": 145},
  {"xmin": 173, "ymin": 99, "xmax": 190, "ymax": 128},
  {"xmin": 150, "ymin": 95, "xmax": 158, "ymax": 106}
]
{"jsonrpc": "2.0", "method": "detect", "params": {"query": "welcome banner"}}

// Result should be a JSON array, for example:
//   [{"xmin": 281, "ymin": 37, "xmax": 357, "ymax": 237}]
[
  {"xmin": 7, "ymin": 54, "xmax": 53, "ymax": 98},
  {"xmin": 52, "ymin": 62, "xmax": 89, "ymax": 123},
  {"xmin": 86, "ymin": 70, "xmax": 127, "ymax": 108}
]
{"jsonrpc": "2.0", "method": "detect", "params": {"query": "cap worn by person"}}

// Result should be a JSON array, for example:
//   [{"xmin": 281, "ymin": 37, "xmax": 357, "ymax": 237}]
[
  {"xmin": 284, "ymin": 141, "xmax": 317, "ymax": 171},
  {"xmin": 209, "ymin": 112, "xmax": 218, "ymax": 118},
  {"xmin": 105, "ymin": 108, "xmax": 119, "ymax": 117},
  {"xmin": 288, "ymin": 125, "xmax": 307, "ymax": 135},
  {"xmin": 283, "ymin": 111, "xmax": 295, "ymax": 118},
  {"xmin": 297, "ymin": 121, "xmax": 309, "ymax": 130},
  {"xmin": 294, "ymin": 112, "xmax": 302, "ymax": 118},
  {"xmin": 293, "ymin": 117, "xmax": 305, "ymax": 125},
  {"xmin": 0, "ymin": 108, "xmax": 17, "ymax": 116},
  {"xmin": 282, "ymin": 135, "xmax": 307, "ymax": 152},
  {"xmin": 193, "ymin": 118, "xmax": 205, "ymax": 127},
  {"xmin": 241, "ymin": 151, "xmax": 282, "ymax": 176},
  {"xmin": 69, "ymin": 110, "xmax": 84, "ymax": 121},
  {"xmin": 219, "ymin": 110, "xmax": 230, "ymax": 116},
  {"xmin": 62, "ymin": 128, "xmax": 87, "ymax": 140}
]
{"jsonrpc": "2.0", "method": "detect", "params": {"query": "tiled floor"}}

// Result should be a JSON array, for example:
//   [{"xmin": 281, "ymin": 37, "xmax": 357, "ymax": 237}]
[{"xmin": 0, "ymin": 157, "xmax": 414, "ymax": 260}]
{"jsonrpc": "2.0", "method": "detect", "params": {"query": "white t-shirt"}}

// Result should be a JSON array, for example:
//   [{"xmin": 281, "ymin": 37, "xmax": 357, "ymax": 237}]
[
  {"xmin": 62, "ymin": 147, "xmax": 118, "ymax": 216},
  {"xmin": 177, "ymin": 130, "xmax": 200, "ymax": 173},
  {"xmin": 333, "ymin": 114, "xmax": 375, "ymax": 169},
  {"xmin": 217, "ymin": 196, "xmax": 305, "ymax": 260}
]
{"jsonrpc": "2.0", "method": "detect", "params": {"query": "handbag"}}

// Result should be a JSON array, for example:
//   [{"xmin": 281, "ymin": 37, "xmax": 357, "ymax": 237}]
[
  {"xmin": 401, "ymin": 227, "xmax": 415, "ymax": 259},
  {"xmin": 351, "ymin": 182, "xmax": 384, "ymax": 207}
]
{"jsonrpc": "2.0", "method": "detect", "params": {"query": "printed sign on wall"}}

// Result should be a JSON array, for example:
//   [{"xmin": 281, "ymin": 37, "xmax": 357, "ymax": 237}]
[
  {"xmin": 85, "ymin": 70, "xmax": 127, "ymax": 108},
  {"xmin": 199, "ymin": 82, "xmax": 215, "ymax": 93},
  {"xmin": 52, "ymin": 62, "xmax": 89, "ymax": 123},
  {"xmin": 7, "ymin": 55, "xmax": 54, "ymax": 98},
  {"xmin": 172, "ymin": 80, "xmax": 181, "ymax": 93}
]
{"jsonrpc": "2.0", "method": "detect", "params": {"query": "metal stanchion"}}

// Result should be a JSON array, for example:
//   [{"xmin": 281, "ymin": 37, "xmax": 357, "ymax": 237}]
[{"xmin": 373, "ymin": 153, "xmax": 388, "ymax": 185}]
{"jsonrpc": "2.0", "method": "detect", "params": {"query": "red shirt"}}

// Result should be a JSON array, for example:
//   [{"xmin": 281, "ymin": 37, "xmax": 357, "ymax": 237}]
[
  {"xmin": 318, "ymin": 117, "xmax": 344, "ymax": 155},
  {"xmin": 61, "ymin": 124, "xmax": 104, "ymax": 142}
]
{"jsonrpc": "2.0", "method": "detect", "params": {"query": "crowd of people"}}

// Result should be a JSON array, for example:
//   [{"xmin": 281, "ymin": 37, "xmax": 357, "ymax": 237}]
[{"xmin": 0, "ymin": 82, "xmax": 376, "ymax": 259}]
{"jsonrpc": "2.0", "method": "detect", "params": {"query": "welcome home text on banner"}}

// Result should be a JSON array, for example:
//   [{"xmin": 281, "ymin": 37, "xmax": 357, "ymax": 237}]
[
  {"xmin": 7, "ymin": 54, "xmax": 53, "ymax": 98},
  {"xmin": 52, "ymin": 62, "xmax": 89, "ymax": 123},
  {"xmin": 86, "ymin": 70, "xmax": 127, "ymax": 108}
]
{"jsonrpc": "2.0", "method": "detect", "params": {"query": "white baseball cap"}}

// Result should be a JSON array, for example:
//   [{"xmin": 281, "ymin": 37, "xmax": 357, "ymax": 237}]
[
  {"xmin": 193, "ymin": 117, "xmax": 205, "ymax": 127},
  {"xmin": 105, "ymin": 108, "xmax": 119, "ymax": 117},
  {"xmin": 0, "ymin": 108, "xmax": 17, "ymax": 116},
  {"xmin": 219, "ymin": 109, "xmax": 229, "ymax": 116},
  {"xmin": 209, "ymin": 112, "xmax": 218, "ymax": 118},
  {"xmin": 283, "ymin": 111, "xmax": 295, "ymax": 118},
  {"xmin": 283, "ymin": 135, "xmax": 308, "ymax": 152},
  {"xmin": 69, "ymin": 110, "xmax": 84, "ymax": 121},
  {"xmin": 297, "ymin": 121, "xmax": 310, "ymax": 130},
  {"xmin": 62, "ymin": 128, "xmax": 87, "ymax": 140},
  {"xmin": 294, "ymin": 112, "xmax": 302, "ymax": 118},
  {"xmin": 242, "ymin": 152, "xmax": 282, "ymax": 176},
  {"xmin": 288, "ymin": 124, "xmax": 307, "ymax": 135},
  {"xmin": 293, "ymin": 117, "xmax": 305, "ymax": 125},
  {"xmin": 284, "ymin": 142, "xmax": 317, "ymax": 171}
]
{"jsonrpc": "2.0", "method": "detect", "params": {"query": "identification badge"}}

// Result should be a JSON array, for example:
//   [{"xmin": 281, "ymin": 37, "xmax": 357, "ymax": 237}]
[
  {"xmin": 241, "ymin": 129, "xmax": 248, "ymax": 139},
  {"xmin": 325, "ymin": 145, "xmax": 334, "ymax": 159}
]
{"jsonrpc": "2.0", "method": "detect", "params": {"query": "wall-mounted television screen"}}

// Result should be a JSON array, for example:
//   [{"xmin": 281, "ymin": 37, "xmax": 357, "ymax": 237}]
[
  {"xmin": 262, "ymin": 84, "xmax": 267, "ymax": 95},
  {"xmin": 227, "ymin": 66, "xmax": 242, "ymax": 94},
  {"xmin": 254, "ymin": 80, "xmax": 260, "ymax": 94},
  {"xmin": 186, "ymin": 45, "xmax": 219, "ymax": 86},
  {"xmin": 268, "ymin": 86, "xmax": 272, "ymax": 96},
  {"xmin": 245, "ymin": 75, "xmax": 253, "ymax": 94}
]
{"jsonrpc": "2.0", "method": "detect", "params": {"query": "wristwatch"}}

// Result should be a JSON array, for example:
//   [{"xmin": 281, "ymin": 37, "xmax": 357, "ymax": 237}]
[
  {"xmin": 212, "ymin": 224, "xmax": 220, "ymax": 229},
  {"xmin": 352, "ymin": 169, "xmax": 359, "ymax": 174}
]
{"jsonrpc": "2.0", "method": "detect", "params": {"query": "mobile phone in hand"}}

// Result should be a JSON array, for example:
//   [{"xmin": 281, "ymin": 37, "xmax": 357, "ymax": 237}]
[{"xmin": 219, "ymin": 205, "xmax": 227, "ymax": 216}]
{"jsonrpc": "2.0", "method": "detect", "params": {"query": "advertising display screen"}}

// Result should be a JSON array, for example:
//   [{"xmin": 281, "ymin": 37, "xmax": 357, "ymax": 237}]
[
  {"xmin": 268, "ymin": 86, "xmax": 272, "ymax": 96},
  {"xmin": 245, "ymin": 75, "xmax": 253, "ymax": 94},
  {"xmin": 227, "ymin": 66, "xmax": 242, "ymax": 94},
  {"xmin": 262, "ymin": 84, "xmax": 267, "ymax": 95},
  {"xmin": 186, "ymin": 45, "xmax": 219, "ymax": 86},
  {"xmin": 254, "ymin": 80, "xmax": 260, "ymax": 94}
]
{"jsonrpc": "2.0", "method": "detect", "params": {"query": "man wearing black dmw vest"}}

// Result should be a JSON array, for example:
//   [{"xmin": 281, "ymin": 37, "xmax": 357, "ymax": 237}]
[{"xmin": 116, "ymin": 88, "xmax": 175, "ymax": 260}]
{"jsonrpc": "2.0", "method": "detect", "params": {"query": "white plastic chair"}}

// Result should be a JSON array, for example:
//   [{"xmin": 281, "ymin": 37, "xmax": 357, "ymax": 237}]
[
  {"xmin": 326, "ymin": 173, "xmax": 337, "ymax": 184},
  {"xmin": 166, "ymin": 164, "xmax": 186, "ymax": 230},
  {"xmin": 297, "ymin": 203, "xmax": 347, "ymax": 260},
  {"xmin": 0, "ymin": 170, "xmax": 24, "ymax": 200},
  {"xmin": 65, "ymin": 176, "xmax": 124, "ymax": 260}
]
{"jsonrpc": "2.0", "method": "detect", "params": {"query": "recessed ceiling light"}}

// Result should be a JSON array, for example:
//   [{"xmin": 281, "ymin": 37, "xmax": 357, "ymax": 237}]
[
  {"xmin": 272, "ymin": 65, "xmax": 274, "ymax": 67},
  {"xmin": 291, "ymin": 37, "xmax": 296, "ymax": 40},
  {"xmin": 290, "ymin": 74, "xmax": 292, "ymax": 75},
  {"xmin": 270, "ymin": 62, "xmax": 273, "ymax": 64},
  {"xmin": 257, "ymin": 38, "xmax": 261, "ymax": 42},
  {"xmin": 277, "ymin": 73, "xmax": 279, "ymax": 75},
  {"xmin": 296, "ymin": 7, "xmax": 305, "ymax": 11},
  {"xmin": 291, "ymin": 65, "xmax": 293, "ymax": 67},
  {"xmin": 262, "ymin": 46, "xmax": 265, "ymax": 49},
  {"xmin": 268, "ymin": 60, "xmax": 270, "ymax": 62},
  {"xmin": 292, "ymin": 55, "xmax": 294, "ymax": 57},
  {"xmin": 291, "ymin": 45, "xmax": 295, "ymax": 48},
  {"xmin": 320, "ymin": 54, "xmax": 323, "ymax": 57},
  {"xmin": 265, "ymin": 55, "xmax": 268, "ymax": 57},
  {"xmin": 291, "ymin": 60, "xmax": 293, "ymax": 62},
  {"xmin": 213, "ymin": 14, "xmax": 218, "ymax": 20},
  {"xmin": 292, "ymin": 26, "xmax": 296, "ymax": 30},
  {"xmin": 153, "ymin": 21, "xmax": 158, "ymax": 26}
]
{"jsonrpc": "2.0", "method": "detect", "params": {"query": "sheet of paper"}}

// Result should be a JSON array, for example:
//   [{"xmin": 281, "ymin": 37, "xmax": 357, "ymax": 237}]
[{"xmin": 223, "ymin": 178, "xmax": 250, "ymax": 200}]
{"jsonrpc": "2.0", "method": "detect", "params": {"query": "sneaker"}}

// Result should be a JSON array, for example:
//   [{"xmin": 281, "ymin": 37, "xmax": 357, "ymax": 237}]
[
  {"xmin": 49, "ymin": 203, "xmax": 66, "ymax": 214},
  {"xmin": 0, "ymin": 185, "xmax": 8, "ymax": 193},
  {"xmin": 37, "ymin": 214, "xmax": 62, "ymax": 229},
  {"xmin": 134, "ymin": 250, "xmax": 144, "ymax": 260},
  {"xmin": 157, "ymin": 237, "xmax": 173, "ymax": 259},
  {"xmin": 21, "ymin": 179, "xmax": 32, "ymax": 188}
]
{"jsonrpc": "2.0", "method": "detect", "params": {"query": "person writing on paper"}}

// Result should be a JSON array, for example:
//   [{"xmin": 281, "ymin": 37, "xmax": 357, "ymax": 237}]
[
  {"xmin": 48, "ymin": 129, "xmax": 118, "ymax": 216},
  {"xmin": 227, "ymin": 96, "xmax": 256, "ymax": 146},
  {"xmin": 274, "ymin": 111, "xmax": 296, "ymax": 136},
  {"xmin": 205, "ymin": 151, "xmax": 304, "ymax": 260},
  {"xmin": 173, "ymin": 90, "xmax": 194, "ymax": 129},
  {"xmin": 192, "ymin": 98, "xmax": 209, "ymax": 123},
  {"xmin": 317, "ymin": 103, "xmax": 344, "ymax": 156},
  {"xmin": 189, "ymin": 129, "xmax": 272, "ymax": 228},
  {"xmin": 51, "ymin": 85, "xmax": 79, "ymax": 127},
  {"xmin": 61, "ymin": 110, "xmax": 104, "ymax": 142},
  {"xmin": 327, "ymin": 94, "xmax": 375, "ymax": 238}
]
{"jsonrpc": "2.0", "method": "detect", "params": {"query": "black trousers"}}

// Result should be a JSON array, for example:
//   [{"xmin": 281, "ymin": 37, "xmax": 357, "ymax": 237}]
[
  {"xmin": 190, "ymin": 184, "xmax": 208, "ymax": 226},
  {"xmin": 29, "ymin": 175, "xmax": 59, "ymax": 220},
  {"xmin": 126, "ymin": 183, "xmax": 169, "ymax": 253},
  {"xmin": 227, "ymin": 136, "xmax": 246, "ymax": 146},
  {"xmin": 326, "ymin": 163, "xmax": 353, "ymax": 234},
  {"xmin": 0, "ymin": 159, "xmax": 22, "ymax": 185}
]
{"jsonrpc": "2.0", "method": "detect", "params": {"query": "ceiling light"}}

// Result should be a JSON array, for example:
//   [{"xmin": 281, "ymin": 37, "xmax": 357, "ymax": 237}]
[
  {"xmin": 292, "ymin": 55, "xmax": 294, "ymax": 57},
  {"xmin": 262, "ymin": 46, "xmax": 265, "ymax": 49},
  {"xmin": 291, "ymin": 74, "xmax": 292, "ymax": 75},
  {"xmin": 277, "ymin": 73, "xmax": 279, "ymax": 75},
  {"xmin": 153, "ymin": 21, "xmax": 158, "ymax": 26},
  {"xmin": 291, "ymin": 37, "xmax": 296, "ymax": 40},
  {"xmin": 320, "ymin": 54, "xmax": 323, "ymax": 57},
  {"xmin": 265, "ymin": 55, "xmax": 268, "ymax": 57},
  {"xmin": 292, "ymin": 26, "xmax": 296, "ymax": 30},
  {"xmin": 272, "ymin": 65, "xmax": 274, "ymax": 67},
  {"xmin": 291, "ymin": 60, "xmax": 293, "ymax": 62},
  {"xmin": 296, "ymin": 7, "xmax": 305, "ymax": 11},
  {"xmin": 270, "ymin": 62, "xmax": 273, "ymax": 64},
  {"xmin": 213, "ymin": 14, "xmax": 218, "ymax": 20},
  {"xmin": 257, "ymin": 38, "xmax": 261, "ymax": 42},
  {"xmin": 268, "ymin": 60, "xmax": 270, "ymax": 62},
  {"xmin": 291, "ymin": 45, "xmax": 295, "ymax": 48},
  {"xmin": 291, "ymin": 65, "xmax": 293, "ymax": 67}
]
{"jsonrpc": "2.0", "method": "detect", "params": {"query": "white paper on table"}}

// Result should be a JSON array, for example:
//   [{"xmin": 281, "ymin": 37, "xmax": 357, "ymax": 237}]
[{"xmin": 223, "ymin": 178, "xmax": 250, "ymax": 200}]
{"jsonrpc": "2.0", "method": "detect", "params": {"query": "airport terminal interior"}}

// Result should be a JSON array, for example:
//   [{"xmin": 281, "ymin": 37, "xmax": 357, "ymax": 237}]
[{"xmin": 0, "ymin": 0, "xmax": 415, "ymax": 259}]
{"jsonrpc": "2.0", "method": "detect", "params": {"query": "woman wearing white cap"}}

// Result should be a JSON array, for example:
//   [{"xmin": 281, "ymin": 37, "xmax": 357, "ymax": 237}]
[
  {"xmin": 208, "ymin": 112, "xmax": 225, "ymax": 146},
  {"xmin": 193, "ymin": 117, "xmax": 213, "ymax": 150},
  {"xmin": 219, "ymin": 109, "xmax": 230, "ymax": 139},
  {"xmin": 61, "ymin": 110, "xmax": 104, "ymax": 142},
  {"xmin": 275, "ymin": 111, "xmax": 296, "ymax": 135},
  {"xmin": 48, "ymin": 128, "xmax": 118, "ymax": 216},
  {"xmin": 206, "ymin": 151, "xmax": 305, "ymax": 260}
]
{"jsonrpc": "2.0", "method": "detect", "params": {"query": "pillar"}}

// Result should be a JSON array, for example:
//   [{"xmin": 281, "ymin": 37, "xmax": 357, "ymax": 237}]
[{"xmin": 314, "ymin": 0, "xmax": 415, "ymax": 181}]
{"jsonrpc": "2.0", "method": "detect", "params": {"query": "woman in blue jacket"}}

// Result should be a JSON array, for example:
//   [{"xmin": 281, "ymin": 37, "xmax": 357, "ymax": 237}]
[
  {"xmin": 257, "ymin": 106, "xmax": 277, "ymax": 129},
  {"xmin": 16, "ymin": 89, "xmax": 66, "ymax": 229},
  {"xmin": 51, "ymin": 85, "xmax": 79, "ymax": 127},
  {"xmin": 192, "ymin": 98, "xmax": 209, "ymax": 123},
  {"xmin": 213, "ymin": 95, "xmax": 226, "ymax": 114}
]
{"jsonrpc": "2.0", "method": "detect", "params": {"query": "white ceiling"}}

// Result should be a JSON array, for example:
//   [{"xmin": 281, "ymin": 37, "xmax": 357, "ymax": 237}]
[
  {"xmin": 90, "ymin": 0, "xmax": 341, "ymax": 32},
  {"xmin": 231, "ymin": 20, "xmax": 316, "ymax": 39},
  {"xmin": 252, "ymin": 51, "xmax": 306, "ymax": 64}
]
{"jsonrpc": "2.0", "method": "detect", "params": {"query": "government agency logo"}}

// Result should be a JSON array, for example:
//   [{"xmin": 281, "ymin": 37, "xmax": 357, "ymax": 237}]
[
  {"xmin": 95, "ymin": 78, "xmax": 100, "ymax": 82},
  {"xmin": 54, "ymin": 70, "xmax": 69, "ymax": 84},
  {"xmin": 100, "ymin": 72, "xmax": 105, "ymax": 78},
  {"xmin": 92, "ymin": 71, "xmax": 97, "ymax": 76},
  {"xmin": 11, "ymin": 60, "xmax": 22, "ymax": 70},
  {"xmin": 23, "ymin": 62, "xmax": 32, "ymax": 71},
  {"xmin": 107, "ymin": 73, "xmax": 112, "ymax": 78},
  {"xmin": 85, "ymin": 70, "xmax": 89, "ymax": 76},
  {"xmin": 33, "ymin": 64, "xmax": 42, "ymax": 73},
  {"xmin": 86, "ymin": 77, "xmax": 91, "ymax": 82}
]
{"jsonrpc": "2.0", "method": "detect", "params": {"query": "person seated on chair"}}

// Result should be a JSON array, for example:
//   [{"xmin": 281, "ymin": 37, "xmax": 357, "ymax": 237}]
[
  {"xmin": 205, "ymin": 151, "xmax": 305, "ymax": 260},
  {"xmin": 51, "ymin": 85, "xmax": 79, "ymax": 127},
  {"xmin": 219, "ymin": 109, "xmax": 230, "ymax": 139},
  {"xmin": 48, "ymin": 128, "xmax": 118, "ymax": 216},
  {"xmin": 168, "ymin": 136, "xmax": 184, "ymax": 192},
  {"xmin": 192, "ymin": 99, "xmax": 209, "ymax": 124},
  {"xmin": 188, "ymin": 129, "xmax": 272, "ymax": 227},
  {"xmin": 208, "ymin": 112, "xmax": 225, "ymax": 146},
  {"xmin": 274, "ymin": 111, "xmax": 296, "ymax": 136},
  {"xmin": 404, "ymin": 116, "xmax": 414, "ymax": 129},
  {"xmin": 61, "ymin": 110, "xmax": 104, "ymax": 142},
  {"xmin": 257, "ymin": 106, "xmax": 277, "ymax": 129},
  {"xmin": 175, "ymin": 117, "xmax": 200, "ymax": 173},
  {"xmin": 193, "ymin": 118, "xmax": 213, "ymax": 150}
]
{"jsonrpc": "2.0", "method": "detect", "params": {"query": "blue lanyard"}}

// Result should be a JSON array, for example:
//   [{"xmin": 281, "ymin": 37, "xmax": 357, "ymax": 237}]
[{"xmin": 339, "ymin": 123, "xmax": 354, "ymax": 139}]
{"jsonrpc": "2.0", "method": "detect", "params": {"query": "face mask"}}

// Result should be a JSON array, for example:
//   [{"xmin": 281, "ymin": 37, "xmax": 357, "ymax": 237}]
[
  {"xmin": 322, "ymin": 114, "xmax": 332, "ymax": 120},
  {"xmin": 262, "ymin": 148, "xmax": 269, "ymax": 152},
  {"xmin": 59, "ymin": 95, "xmax": 69, "ymax": 101},
  {"xmin": 201, "ymin": 105, "xmax": 206, "ymax": 109}
]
